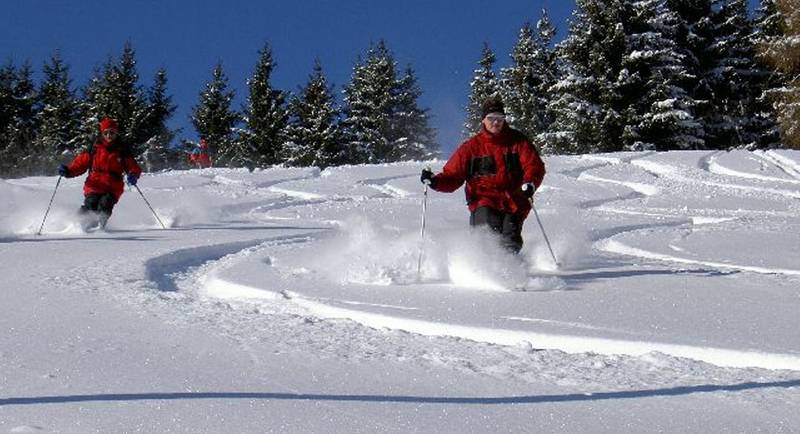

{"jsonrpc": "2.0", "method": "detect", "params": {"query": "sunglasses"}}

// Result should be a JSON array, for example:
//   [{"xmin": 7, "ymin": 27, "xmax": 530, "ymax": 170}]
[{"xmin": 485, "ymin": 114, "xmax": 506, "ymax": 123}]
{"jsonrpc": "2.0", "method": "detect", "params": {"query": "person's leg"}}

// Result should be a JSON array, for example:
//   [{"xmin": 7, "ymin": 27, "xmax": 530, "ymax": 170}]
[
  {"xmin": 80, "ymin": 193, "xmax": 101, "ymax": 214},
  {"xmin": 79, "ymin": 194, "xmax": 103, "ymax": 230},
  {"xmin": 96, "ymin": 193, "xmax": 117, "ymax": 227},
  {"xmin": 470, "ymin": 207, "xmax": 524, "ymax": 254},
  {"xmin": 500, "ymin": 213, "xmax": 524, "ymax": 254},
  {"xmin": 470, "ymin": 206, "xmax": 503, "ymax": 232}
]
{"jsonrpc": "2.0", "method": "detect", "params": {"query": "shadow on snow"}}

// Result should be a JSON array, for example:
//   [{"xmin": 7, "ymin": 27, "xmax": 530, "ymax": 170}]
[{"xmin": 2, "ymin": 379, "xmax": 798, "ymax": 407}]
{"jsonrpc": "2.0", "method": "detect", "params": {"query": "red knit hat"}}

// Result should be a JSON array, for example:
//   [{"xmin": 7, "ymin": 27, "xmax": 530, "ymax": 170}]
[{"xmin": 99, "ymin": 117, "xmax": 118, "ymax": 132}]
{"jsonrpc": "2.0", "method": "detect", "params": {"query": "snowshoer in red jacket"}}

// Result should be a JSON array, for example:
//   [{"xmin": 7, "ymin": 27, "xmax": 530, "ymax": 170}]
[
  {"xmin": 58, "ymin": 117, "xmax": 142, "ymax": 229},
  {"xmin": 421, "ymin": 96, "xmax": 546, "ymax": 253}
]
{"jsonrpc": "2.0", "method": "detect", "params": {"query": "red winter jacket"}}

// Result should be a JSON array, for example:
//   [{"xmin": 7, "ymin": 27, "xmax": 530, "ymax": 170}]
[
  {"xmin": 189, "ymin": 149, "xmax": 212, "ymax": 168},
  {"xmin": 65, "ymin": 138, "xmax": 142, "ymax": 200},
  {"xmin": 431, "ymin": 125, "xmax": 545, "ymax": 219}
]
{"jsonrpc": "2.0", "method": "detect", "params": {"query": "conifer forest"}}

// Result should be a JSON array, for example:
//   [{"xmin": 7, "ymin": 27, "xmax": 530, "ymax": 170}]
[{"xmin": 1, "ymin": 0, "xmax": 797, "ymax": 178}]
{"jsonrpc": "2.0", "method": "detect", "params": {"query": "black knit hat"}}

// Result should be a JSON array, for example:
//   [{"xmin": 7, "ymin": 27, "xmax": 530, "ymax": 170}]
[{"xmin": 481, "ymin": 96, "xmax": 505, "ymax": 119}]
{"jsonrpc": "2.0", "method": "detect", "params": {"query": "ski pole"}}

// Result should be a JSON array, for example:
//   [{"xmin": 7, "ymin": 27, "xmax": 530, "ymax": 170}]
[
  {"xmin": 416, "ymin": 180, "xmax": 430, "ymax": 279},
  {"xmin": 532, "ymin": 204, "xmax": 560, "ymax": 268},
  {"xmin": 134, "ymin": 184, "xmax": 167, "ymax": 229},
  {"xmin": 37, "ymin": 176, "xmax": 62, "ymax": 235}
]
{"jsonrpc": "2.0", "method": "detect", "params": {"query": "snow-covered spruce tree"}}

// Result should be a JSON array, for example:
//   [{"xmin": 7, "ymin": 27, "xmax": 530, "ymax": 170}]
[
  {"xmin": 546, "ymin": 0, "xmax": 627, "ymax": 154},
  {"xmin": 531, "ymin": 10, "xmax": 560, "ymax": 147},
  {"xmin": 78, "ymin": 42, "xmax": 150, "ymax": 154},
  {"xmin": 750, "ymin": 0, "xmax": 784, "ymax": 149},
  {"xmin": 0, "ymin": 61, "xmax": 38, "ymax": 177},
  {"xmin": 341, "ymin": 42, "xmax": 437, "ymax": 164},
  {"xmin": 387, "ymin": 66, "xmax": 438, "ymax": 161},
  {"xmin": 0, "ymin": 65, "xmax": 14, "ymax": 176},
  {"xmin": 0, "ymin": 64, "xmax": 13, "ymax": 140},
  {"xmin": 501, "ymin": 11, "xmax": 559, "ymax": 150},
  {"xmin": 341, "ymin": 41, "xmax": 396, "ymax": 164},
  {"xmin": 705, "ymin": 0, "xmax": 764, "ymax": 148},
  {"xmin": 31, "ymin": 52, "xmax": 82, "ymax": 174},
  {"xmin": 665, "ymin": 0, "xmax": 716, "ymax": 144},
  {"xmin": 192, "ymin": 62, "xmax": 245, "ymax": 168},
  {"xmin": 757, "ymin": 0, "xmax": 800, "ymax": 148},
  {"xmin": 501, "ymin": 12, "xmax": 558, "ymax": 144},
  {"xmin": 140, "ymin": 68, "xmax": 177, "ymax": 172},
  {"xmin": 501, "ymin": 23, "xmax": 539, "ymax": 139},
  {"xmin": 735, "ymin": 0, "xmax": 782, "ymax": 149},
  {"xmin": 240, "ymin": 43, "xmax": 288, "ymax": 167},
  {"xmin": 543, "ymin": 63, "xmax": 603, "ymax": 154},
  {"xmin": 463, "ymin": 43, "xmax": 501, "ymax": 137},
  {"xmin": 283, "ymin": 60, "xmax": 343, "ymax": 168},
  {"xmin": 76, "ymin": 72, "xmax": 105, "ymax": 148},
  {"xmin": 755, "ymin": 0, "xmax": 797, "ymax": 148},
  {"xmin": 619, "ymin": 0, "xmax": 704, "ymax": 151}
]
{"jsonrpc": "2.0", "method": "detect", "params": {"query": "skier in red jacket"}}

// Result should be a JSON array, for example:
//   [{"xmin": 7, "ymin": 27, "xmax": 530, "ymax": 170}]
[
  {"xmin": 58, "ymin": 117, "xmax": 142, "ymax": 229},
  {"xmin": 188, "ymin": 138, "xmax": 212, "ymax": 169},
  {"xmin": 421, "ymin": 97, "xmax": 546, "ymax": 253}
]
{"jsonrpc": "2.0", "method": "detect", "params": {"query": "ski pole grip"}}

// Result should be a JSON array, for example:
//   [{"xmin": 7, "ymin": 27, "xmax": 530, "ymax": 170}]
[{"xmin": 421, "ymin": 166, "xmax": 434, "ymax": 186}]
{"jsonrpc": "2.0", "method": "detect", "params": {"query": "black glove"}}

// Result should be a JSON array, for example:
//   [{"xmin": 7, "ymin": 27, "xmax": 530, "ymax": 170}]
[
  {"xmin": 58, "ymin": 164, "xmax": 69, "ymax": 177},
  {"xmin": 420, "ymin": 168, "xmax": 434, "ymax": 186},
  {"xmin": 521, "ymin": 182, "xmax": 536, "ymax": 198},
  {"xmin": 127, "ymin": 174, "xmax": 139, "ymax": 186}
]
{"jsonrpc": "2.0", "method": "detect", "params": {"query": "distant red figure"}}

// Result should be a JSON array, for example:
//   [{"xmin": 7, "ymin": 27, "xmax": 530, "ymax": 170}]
[{"xmin": 189, "ymin": 138, "xmax": 212, "ymax": 169}]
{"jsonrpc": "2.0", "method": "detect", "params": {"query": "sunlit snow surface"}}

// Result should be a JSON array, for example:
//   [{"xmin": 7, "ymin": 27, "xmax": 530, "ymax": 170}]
[{"xmin": 2, "ymin": 151, "xmax": 800, "ymax": 432}]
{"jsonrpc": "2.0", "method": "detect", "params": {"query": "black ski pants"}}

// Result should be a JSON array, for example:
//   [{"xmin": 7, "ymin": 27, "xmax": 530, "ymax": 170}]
[
  {"xmin": 80, "ymin": 192, "xmax": 117, "ymax": 221},
  {"xmin": 469, "ymin": 206, "xmax": 524, "ymax": 254}
]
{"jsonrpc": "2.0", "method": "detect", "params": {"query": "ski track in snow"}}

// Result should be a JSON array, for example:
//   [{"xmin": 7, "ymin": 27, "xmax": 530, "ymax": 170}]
[
  {"xmin": 16, "ymin": 154, "xmax": 799, "ymax": 404},
  {"xmin": 111, "ymin": 154, "xmax": 800, "ymax": 376}
]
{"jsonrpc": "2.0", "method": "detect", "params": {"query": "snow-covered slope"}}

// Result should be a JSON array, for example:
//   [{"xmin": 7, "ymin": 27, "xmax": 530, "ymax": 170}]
[{"xmin": 1, "ymin": 150, "xmax": 799, "ymax": 432}]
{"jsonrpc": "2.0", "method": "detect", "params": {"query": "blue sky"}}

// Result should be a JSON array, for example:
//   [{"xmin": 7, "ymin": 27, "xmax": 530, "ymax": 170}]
[{"xmin": 2, "ymin": 1, "xmax": 759, "ymax": 156}]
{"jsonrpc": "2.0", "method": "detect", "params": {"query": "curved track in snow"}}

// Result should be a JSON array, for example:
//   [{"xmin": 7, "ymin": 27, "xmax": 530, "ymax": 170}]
[{"xmin": 135, "ymin": 155, "xmax": 800, "ymax": 372}]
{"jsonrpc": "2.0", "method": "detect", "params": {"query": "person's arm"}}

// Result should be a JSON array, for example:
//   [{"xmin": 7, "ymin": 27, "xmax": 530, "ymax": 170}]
[
  {"xmin": 65, "ymin": 151, "xmax": 92, "ymax": 178},
  {"xmin": 519, "ymin": 141, "xmax": 545, "ymax": 189},
  {"xmin": 124, "ymin": 154, "xmax": 143, "ymax": 178},
  {"xmin": 431, "ymin": 142, "xmax": 471, "ymax": 192}
]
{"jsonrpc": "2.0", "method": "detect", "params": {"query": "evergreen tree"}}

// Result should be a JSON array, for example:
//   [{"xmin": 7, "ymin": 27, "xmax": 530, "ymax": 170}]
[
  {"xmin": 0, "ymin": 63, "xmax": 14, "ymax": 143},
  {"xmin": 0, "ymin": 61, "xmax": 38, "ymax": 176},
  {"xmin": 341, "ymin": 41, "xmax": 437, "ymax": 164},
  {"xmin": 283, "ymin": 60, "xmax": 343, "ymax": 168},
  {"xmin": 752, "ymin": 0, "xmax": 789, "ymax": 148},
  {"xmin": 341, "ymin": 41, "xmax": 396, "ymax": 164},
  {"xmin": 388, "ymin": 66, "xmax": 438, "ymax": 161},
  {"xmin": 501, "ymin": 23, "xmax": 540, "ymax": 139},
  {"xmin": 240, "ymin": 43, "xmax": 288, "ymax": 167},
  {"xmin": 666, "ymin": 0, "xmax": 715, "ymax": 144},
  {"xmin": 502, "ymin": 11, "xmax": 559, "ymax": 147},
  {"xmin": 757, "ymin": 0, "xmax": 800, "ymax": 148},
  {"xmin": 192, "ymin": 62, "xmax": 244, "ymax": 167},
  {"xmin": 546, "ymin": 0, "xmax": 627, "ymax": 154},
  {"xmin": 532, "ymin": 10, "xmax": 560, "ymax": 144},
  {"xmin": 75, "ymin": 73, "xmax": 101, "ymax": 149},
  {"xmin": 544, "ymin": 63, "xmax": 607, "ymax": 154},
  {"xmin": 0, "ymin": 63, "xmax": 20, "ymax": 176},
  {"xmin": 464, "ymin": 43, "xmax": 500, "ymax": 137},
  {"xmin": 32, "ymin": 52, "xmax": 81, "ymax": 174},
  {"xmin": 620, "ymin": 0, "xmax": 704, "ymax": 151},
  {"xmin": 140, "ymin": 68, "xmax": 178, "ymax": 171},
  {"xmin": 705, "ymin": 0, "xmax": 762, "ymax": 148},
  {"xmin": 78, "ymin": 42, "xmax": 149, "ymax": 153}
]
